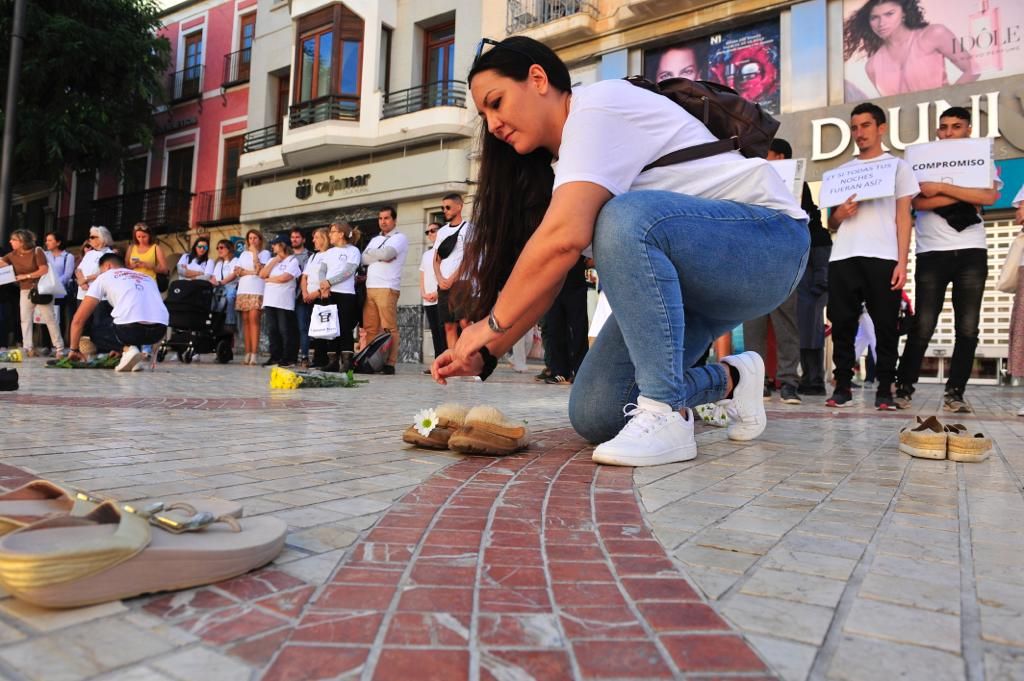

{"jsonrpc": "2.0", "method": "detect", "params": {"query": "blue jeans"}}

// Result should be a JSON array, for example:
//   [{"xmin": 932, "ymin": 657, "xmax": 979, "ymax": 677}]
[
  {"xmin": 295, "ymin": 299, "xmax": 311, "ymax": 359},
  {"xmin": 569, "ymin": 191, "xmax": 809, "ymax": 444}
]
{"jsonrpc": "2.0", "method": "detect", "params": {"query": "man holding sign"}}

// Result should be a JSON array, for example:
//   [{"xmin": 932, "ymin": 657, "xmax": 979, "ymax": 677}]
[
  {"xmin": 824, "ymin": 103, "xmax": 918, "ymax": 410},
  {"xmin": 895, "ymin": 108, "xmax": 1000, "ymax": 414}
]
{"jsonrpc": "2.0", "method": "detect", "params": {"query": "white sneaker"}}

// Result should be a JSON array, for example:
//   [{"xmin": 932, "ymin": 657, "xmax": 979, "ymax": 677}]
[
  {"xmin": 718, "ymin": 351, "xmax": 767, "ymax": 441},
  {"xmin": 115, "ymin": 346, "xmax": 143, "ymax": 373},
  {"xmin": 592, "ymin": 396, "xmax": 697, "ymax": 467}
]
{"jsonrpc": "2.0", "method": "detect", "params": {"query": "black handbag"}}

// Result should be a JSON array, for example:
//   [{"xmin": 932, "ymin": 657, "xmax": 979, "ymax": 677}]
[
  {"xmin": 29, "ymin": 286, "xmax": 53, "ymax": 305},
  {"xmin": 436, "ymin": 224, "xmax": 464, "ymax": 260}
]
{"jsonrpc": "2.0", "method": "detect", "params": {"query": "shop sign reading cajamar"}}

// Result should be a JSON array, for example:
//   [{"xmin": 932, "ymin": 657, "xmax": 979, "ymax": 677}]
[{"xmin": 296, "ymin": 173, "xmax": 371, "ymax": 200}]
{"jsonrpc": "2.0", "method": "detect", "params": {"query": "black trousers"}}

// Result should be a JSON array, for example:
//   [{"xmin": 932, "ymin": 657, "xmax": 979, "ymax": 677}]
[
  {"xmin": 828, "ymin": 257, "xmax": 901, "ymax": 391},
  {"xmin": 544, "ymin": 285, "xmax": 588, "ymax": 379},
  {"xmin": 424, "ymin": 304, "xmax": 446, "ymax": 358},
  {"xmin": 114, "ymin": 323, "xmax": 167, "ymax": 348},
  {"xmin": 897, "ymin": 248, "xmax": 987, "ymax": 395},
  {"xmin": 311, "ymin": 292, "xmax": 358, "ymax": 361},
  {"xmin": 265, "ymin": 306, "xmax": 298, "ymax": 363}
]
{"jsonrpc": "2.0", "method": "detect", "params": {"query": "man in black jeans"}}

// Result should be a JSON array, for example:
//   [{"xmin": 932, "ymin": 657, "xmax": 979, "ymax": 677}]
[
  {"xmin": 895, "ymin": 107, "xmax": 1001, "ymax": 413},
  {"xmin": 543, "ymin": 256, "xmax": 589, "ymax": 384}
]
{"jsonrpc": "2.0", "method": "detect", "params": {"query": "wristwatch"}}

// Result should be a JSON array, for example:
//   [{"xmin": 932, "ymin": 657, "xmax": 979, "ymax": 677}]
[{"xmin": 488, "ymin": 307, "xmax": 511, "ymax": 334}]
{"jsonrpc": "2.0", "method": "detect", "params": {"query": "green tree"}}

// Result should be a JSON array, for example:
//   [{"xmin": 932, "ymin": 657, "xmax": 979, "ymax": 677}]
[{"xmin": 0, "ymin": 0, "xmax": 171, "ymax": 188}]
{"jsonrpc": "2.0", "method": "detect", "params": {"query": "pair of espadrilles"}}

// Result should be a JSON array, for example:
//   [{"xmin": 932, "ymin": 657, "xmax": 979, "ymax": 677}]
[
  {"xmin": 898, "ymin": 415, "xmax": 992, "ymax": 462},
  {"xmin": 402, "ymin": 403, "xmax": 530, "ymax": 456},
  {"xmin": 0, "ymin": 480, "xmax": 285, "ymax": 609}
]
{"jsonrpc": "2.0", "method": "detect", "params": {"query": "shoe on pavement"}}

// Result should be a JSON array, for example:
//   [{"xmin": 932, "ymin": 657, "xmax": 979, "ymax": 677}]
[
  {"xmin": 826, "ymin": 387, "xmax": 853, "ymax": 407},
  {"xmin": 381, "ymin": 365, "xmax": 396, "ymax": 375},
  {"xmin": 544, "ymin": 375, "xmax": 571, "ymax": 385},
  {"xmin": 894, "ymin": 387, "xmax": 912, "ymax": 410},
  {"xmin": 875, "ymin": 391, "xmax": 897, "ymax": 411},
  {"xmin": 898, "ymin": 415, "xmax": 948, "ymax": 460},
  {"xmin": 943, "ymin": 391, "xmax": 972, "ymax": 414},
  {"xmin": 592, "ymin": 397, "xmax": 697, "ymax": 467},
  {"xmin": 115, "ymin": 346, "xmax": 143, "ymax": 373},
  {"xmin": 763, "ymin": 383, "xmax": 774, "ymax": 400},
  {"xmin": 719, "ymin": 351, "xmax": 767, "ymax": 441},
  {"xmin": 780, "ymin": 384, "xmax": 802, "ymax": 404},
  {"xmin": 534, "ymin": 368, "xmax": 552, "ymax": 382}
]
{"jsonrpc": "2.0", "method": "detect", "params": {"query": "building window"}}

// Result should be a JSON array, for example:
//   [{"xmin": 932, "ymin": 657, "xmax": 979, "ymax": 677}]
[
  {"xmin": 340, "ymin": 40, "xmax": 361, "ymax": 95},
  {"xmin": 238, "ymin": 13, "xmax": 256, "ymax": 81},
  {"xmin": 424, "ymin": 23, "xmax": 454, "ymax": 85},
  {"xmin": 379, "ymin": 26, "xmax": 392, "ymax": 93},
  {"xmin": 299, "ymin": 28, "xmax": 333, "ymax": 100},
  {"xmin": 183, "ymin": 31, "xmax": 203, "ymax": 98}
]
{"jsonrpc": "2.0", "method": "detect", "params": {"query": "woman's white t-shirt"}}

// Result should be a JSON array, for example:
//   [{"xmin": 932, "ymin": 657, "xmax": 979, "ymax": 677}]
[
  {"xmin": 178, "ymin": 255, "xmax": 208, "ymax": 277},
  {"xmin": 235, "ymin": 250, "xmax": 270, "ymax": 295},
  {"xmin": 323, "ymin": 245, "xmax": 361, "ymax": 295},
  {"xmin": 262, "ymin": 256, "xmax": 302, "ymax": 310},
  {"xmin": 302, "ymin": 251, "xmax": 328, "ymax": 295},
  {"xmin": 553, "ymin": 80, "xmax": 806, "ymax": 221},
  {"xmin": 76, "ymin": 248, "xmax": 112, "ymax": 300},
  {"xmin": 207, "ymin": 257, "xmax": 238, "ymax": 289},
  {"xmin": 420, "ymin": 247, "xmax": 438, "ymax": 306}
]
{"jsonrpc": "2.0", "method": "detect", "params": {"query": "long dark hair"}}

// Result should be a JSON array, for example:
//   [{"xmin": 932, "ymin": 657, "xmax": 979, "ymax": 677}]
[
  {"xmin": 843, "ymin": 0, "xmax": 928, "ymax": 61},
  {"xmin": 458, "ymin": 36, "xmax": 571, "ymax": 321},
  {"xmin": 189, "ymin": 236, "xmax": 210, "ymax": 265}
]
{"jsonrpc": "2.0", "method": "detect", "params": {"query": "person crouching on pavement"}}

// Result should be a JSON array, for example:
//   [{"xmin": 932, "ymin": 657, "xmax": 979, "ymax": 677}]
[
  {"xmin": 431, "ymin": 36, "xmax": 809, "ymax": 467},
  {"xmin": 67, "ymin": 253, "xmax": 169, "ymax": 373}
]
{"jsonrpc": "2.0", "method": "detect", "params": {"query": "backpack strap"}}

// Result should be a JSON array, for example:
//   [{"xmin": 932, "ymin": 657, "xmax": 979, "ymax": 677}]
[{"xmin": 641, "ymin": 135, "xmax": 750, "ymax": 172}]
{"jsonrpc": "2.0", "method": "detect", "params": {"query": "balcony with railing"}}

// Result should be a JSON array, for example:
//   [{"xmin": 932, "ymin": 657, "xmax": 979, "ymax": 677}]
[
  {"xmin": 243, "ymin": 123, "xmax": 283, "ymax": 152},
  {"xmin": 382, "ymin": 81, "xmax": 467, "ymax": 119},
  {"xmin": 288, "ymin": 95, "xmax": 360, "ymax": 129},
  {"xmin": 222, "ymin": 48, "xmax": 252, "ymax": 89},
  {"xmin": 506, "ymin": 0, "xmax": 599, "ymax": 43},
  {"xmin": 168, "ymin": 65, "xmax": 205, "ymax": 104},
  {"xmin": 58, "ymin": 187, "xmax": 194, "ymax": 243},
  {"xmin": 194, "ymin": 188, "xmax": 241, "ymax": 227}
]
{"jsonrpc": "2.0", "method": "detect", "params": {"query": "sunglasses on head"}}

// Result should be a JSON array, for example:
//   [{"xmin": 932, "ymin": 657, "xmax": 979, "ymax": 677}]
[{"xmin": 474, "ymin": 37, "xmax": 535, "ymax": 63}]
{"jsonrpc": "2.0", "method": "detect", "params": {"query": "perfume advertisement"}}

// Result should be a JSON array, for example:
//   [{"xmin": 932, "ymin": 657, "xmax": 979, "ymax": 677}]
[
  {"xmin": 843, "ymin": 0, "xmax": 1024, "ymax": 102},
  {"xmin": 643, "ymin": 19, "xmax": 781, "ymax": 115}
]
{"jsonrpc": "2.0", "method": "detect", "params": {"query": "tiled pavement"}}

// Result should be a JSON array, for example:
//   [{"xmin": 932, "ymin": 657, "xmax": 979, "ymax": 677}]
[{"xmin": 0, "ymin": 360, "xmax": 1022, "ymax": 680}]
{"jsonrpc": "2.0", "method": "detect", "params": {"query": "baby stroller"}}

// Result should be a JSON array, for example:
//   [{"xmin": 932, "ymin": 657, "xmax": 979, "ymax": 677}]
[{"xmin": 156, "ymin": 279, "xmax": 234, "ymax": 364}]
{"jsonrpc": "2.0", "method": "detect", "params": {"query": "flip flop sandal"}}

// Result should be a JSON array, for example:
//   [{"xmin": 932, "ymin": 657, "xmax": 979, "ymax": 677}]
[
  {"xmin": 447, "ymin": 406, "xmax": 530, "ymax": 457},
  {"xmin": 946, "ymin": 425, "xmax": 992, "ymax": 463},
  {"xmin": 0, "ymin": 480, "xmax": 243, "ymax": 536},
  {"xmin": 0, "ymin": 500, "xmax": 286, "ymax": 609},
  {"xmin": 402, "ymin": 403, "xmax": 469, "ymax": 449},
  {"xmin": 898, "ymin": 415, "xmax": 948, "ymax": 460}
]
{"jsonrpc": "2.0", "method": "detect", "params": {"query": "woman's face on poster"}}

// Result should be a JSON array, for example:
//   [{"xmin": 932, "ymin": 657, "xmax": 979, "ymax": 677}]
[
  {"xmin": 656, "ymin": 47, "xmax": 700, "ymax": 82},
  {"xmin": 869, "ymin": 2, "xmax": 905, "ymax": 40}
]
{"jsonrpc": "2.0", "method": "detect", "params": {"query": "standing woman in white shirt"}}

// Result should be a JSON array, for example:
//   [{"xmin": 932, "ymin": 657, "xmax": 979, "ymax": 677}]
[
  {"xmin": 300, "ymin": 228, "xmax": 331, "ymax": 368},
  {"xmin": 259, "ymin": 235, "xmax": 302, "ymax": 367},
  {"xmin": 434, "ymin": 37, "xmax": 809, "ymax": 467},
  {"xmin": 74, "ymin": 225, "xmax": 114, "ymax": 339},
  {"xmin": 44, "ymin": 232, "xmax": 76, "ymax": 345},
  {"xmin": 317, "ymin": 222, "xmax": 362, "ymax": 372},
  {"xmin": 234, "ymin": 230, "xmax": 270, "ymax": 365},
  {"xmin": 208, "ymin": 239, "xmax": 239, "ymax": 329},
  {"xmin": 177, "ymin": 237, "xmax": 211, "ymax": 280}
]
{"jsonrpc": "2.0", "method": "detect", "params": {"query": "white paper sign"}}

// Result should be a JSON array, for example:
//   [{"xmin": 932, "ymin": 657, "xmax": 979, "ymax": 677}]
[
  {"xmin": 904, "ymin": 137, "xmax": 994, "ymax": 189},
  {"xmin": 818, "ymin": 158, "xmax": 899, "ymax": 208},
  {"xmin": 0, "ymin": 265, "xmax": 14, "ymax": 286},
  {"xmin": 769, "ymin": 159, "xmax": 807, "ymax": 199}
]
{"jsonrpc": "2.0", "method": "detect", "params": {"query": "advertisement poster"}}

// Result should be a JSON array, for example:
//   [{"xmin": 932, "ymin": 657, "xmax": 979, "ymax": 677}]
[
  {"xmin": 843, "ymin": 0, "xmax": 1024, "ymax": 102},
  {"xmin": 644, "ymin": 19, "xmax": 781, "ymax": 115}
]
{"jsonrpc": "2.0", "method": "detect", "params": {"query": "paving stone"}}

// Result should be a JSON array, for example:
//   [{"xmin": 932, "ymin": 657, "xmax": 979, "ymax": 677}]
[
  {"xmin": 740, "ymin": 568, "xmax": 847, "ymax": 608},
  {"xmin": 826, "ymin": 634, "xmax": 965, "ymax": 681},
  {"xmin": 859, "ymin": 572, "xmax": 961, "ymax": 615},
  {"xmin": 747, "ymin": 634, "xmax": 818, "ymax": 681},
  {"xmin": 984, "ymin": 646, "xmax": 1024, "ymax": 681},
  {"xmin": 149, "ymin": 646, "xmax": 251, "ymax": 681},
  {"xmin": 0, "ymin": 599, "xmax": 127, "ymax": 633},
  {"xmin": 843, "ymin": 598, "xmax": 961, "ymax": 653},
  {"xmin": 720, "ymin": 594, "xmax": 835, "ymax": 645}
]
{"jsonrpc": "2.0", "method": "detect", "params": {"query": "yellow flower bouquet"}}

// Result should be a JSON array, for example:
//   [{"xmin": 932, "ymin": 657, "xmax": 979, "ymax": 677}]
[
  {"xmin": 0, "ymin": 349, "xmax": 23, "ymax": 363},
  {"xmin": 269, "ymin": 366, "xmax": 366, "ymax": 389}
]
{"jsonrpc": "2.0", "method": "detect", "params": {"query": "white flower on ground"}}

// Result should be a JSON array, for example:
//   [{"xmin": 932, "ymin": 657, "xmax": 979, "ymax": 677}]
[{"xmin": 413, "ymin": 408, "xmax": 440, "ymax": 437}]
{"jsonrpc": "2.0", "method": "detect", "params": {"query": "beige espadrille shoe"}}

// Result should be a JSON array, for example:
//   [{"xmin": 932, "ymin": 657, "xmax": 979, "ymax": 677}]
[
  {"xmin": 898, "ymin": 416, "xmax": 948, "ymax": 460},
  {"xmin": 448, "ymin": 406, "xmax": 530, "ymax": 456},
  {"xmin": 402, "ymin": 403, "xmax": 470, "ymax": 449},
  {"xmin": 946, "ymin": 425, "xmax": 992, "ymax": 463}
]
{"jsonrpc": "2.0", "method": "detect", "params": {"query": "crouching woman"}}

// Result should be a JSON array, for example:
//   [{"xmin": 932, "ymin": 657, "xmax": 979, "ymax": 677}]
[{"xmin": 433, "ymin": 36, "xmax": 810, "ymax": 467}]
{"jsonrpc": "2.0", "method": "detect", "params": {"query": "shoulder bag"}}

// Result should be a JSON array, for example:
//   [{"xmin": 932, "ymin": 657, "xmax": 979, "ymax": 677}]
[{"xmin": 996, "ymin": 233, "xmax": 1024, "ymax": 294}]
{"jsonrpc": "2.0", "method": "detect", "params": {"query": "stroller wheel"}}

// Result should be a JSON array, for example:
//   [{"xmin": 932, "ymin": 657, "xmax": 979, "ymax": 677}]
[
  {"xmin": 216, "ymin": 338, "xmax": 233, "ymax": 364},
  {"xmin": 181, "ymin": 349, "xmax": 195, "ymax": 364},
  {"xmin": 156, "ymin": 347, "xmax": 167, "ymax": 363}
]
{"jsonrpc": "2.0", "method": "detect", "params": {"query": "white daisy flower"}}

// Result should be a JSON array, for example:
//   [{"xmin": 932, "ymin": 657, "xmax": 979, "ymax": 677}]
[
  {"xmin": 695, "ymin": 403, "xmax": 729, "ymax": 428},
  {"xmin": 413, "ymin": 408, "xmax": 440, "ymax": 437}
]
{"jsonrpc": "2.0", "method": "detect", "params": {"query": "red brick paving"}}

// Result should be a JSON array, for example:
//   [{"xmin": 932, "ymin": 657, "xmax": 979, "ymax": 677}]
[{"xmin": 0, "ymin": 428, "xmax": 779, "ymax": 680}]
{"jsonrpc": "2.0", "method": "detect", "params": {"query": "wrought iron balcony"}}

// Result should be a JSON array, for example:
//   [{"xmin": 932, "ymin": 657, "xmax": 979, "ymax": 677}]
[
  {"xmin": 382, "ymin": 81, "xmax": 467, "ymax": 120},
  {"xmin": 64, "ymin": 187, "xmax": 193, "ymax": 242},
  {"xmin": 194, "ymin": 188, "xmax": 241, "ymax": 227},
  {"xmin": 507, "ymin": 0, "xmax": 598, "ymax": 33},
  {"xmin": 243, "ymin": 123, "xmax": 283, "ymax": 152},
  {"xmin": 288, "ymin": 94, "xmax": 359, "ymax": 129},
  {"xmin": 168, "ymin": 65, "xmax": 205, "ymax": 104},
  {"xmin": 222, "ymin": 48, "xmax": 252, "ymax": 88}
]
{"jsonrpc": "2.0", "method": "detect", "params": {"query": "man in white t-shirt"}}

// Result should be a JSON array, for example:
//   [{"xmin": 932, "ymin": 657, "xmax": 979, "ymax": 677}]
[
  {"xmin": 362, "ymin": 206, "xmax": 409, "ymax": 374},
  {"xmin": 419, "ymin": 222, "xmax": 445, "ymax": 368},
  {"xmin": 434, "ymin": 193, "xmax": 473, "ymax": 349},
  {"xmin": 826, "ymin": 102, "xmax": 919, "ymax": 410},
  {"xmin": 67, "ymin": 253, "xmax": 169, "ymax": 372},
  {"xmin": 894, "ymin": 107, "xmax": 1001, "ymax": 414}
]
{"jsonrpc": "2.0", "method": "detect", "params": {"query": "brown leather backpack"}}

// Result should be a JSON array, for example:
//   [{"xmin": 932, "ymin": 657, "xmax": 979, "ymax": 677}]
[{"xmin": 626, "ymin": 76, "xmax": 781, "ymax": 171}]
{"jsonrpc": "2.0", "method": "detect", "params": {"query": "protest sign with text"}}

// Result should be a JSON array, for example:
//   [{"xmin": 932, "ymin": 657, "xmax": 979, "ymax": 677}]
[
  {"xmin": 818, "ymin": 157, "xmax": 898, "ymax": 208},
  {"xmin": 904, "ymin": 137, "xmax": 993, "ymax": 188},
  {"xmin": 769, "ymin": 159, "xmax": 807, "ymax": 199}
]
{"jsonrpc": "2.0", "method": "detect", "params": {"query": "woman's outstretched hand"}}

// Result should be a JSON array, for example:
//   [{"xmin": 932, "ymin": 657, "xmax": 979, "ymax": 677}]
[{"xmin": 431, "ymin": 319, "xmax": 497, "ymax": 385}]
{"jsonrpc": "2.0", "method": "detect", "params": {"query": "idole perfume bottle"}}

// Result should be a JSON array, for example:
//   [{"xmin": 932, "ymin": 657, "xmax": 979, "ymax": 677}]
[{"xmin": 969, "ymin": 0, "xmax": 1003, "ymax": 72}]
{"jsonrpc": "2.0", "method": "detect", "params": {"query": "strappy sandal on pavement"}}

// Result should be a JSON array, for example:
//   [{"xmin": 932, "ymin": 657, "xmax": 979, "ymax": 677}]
[
  {"xmin": 0, "ymin": 500, "xmax": 286, "ymax": 608},
  {"xmin": 898, "ymin": 416, "xmax": 950, "ymax": 460},
  {"xmin": 403, "ymin": 403, "xmax": 469, "ymax": 449},
  {"xmin": 448, "ymin": 406, "xmax": 530, "ymax": 456},
  {"xmin": 945, "ymin": 424, "xmax": 993, "ymax": 463},
  {"xmin": 0, "ymin": 480, "xmax": 243, "ymax": 536}
]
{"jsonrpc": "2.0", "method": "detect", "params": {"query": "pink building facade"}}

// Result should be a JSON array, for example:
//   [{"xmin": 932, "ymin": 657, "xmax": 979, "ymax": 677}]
[{"xmin": 57, "ymin": 0, "xmax": 256, "ymax": 246}]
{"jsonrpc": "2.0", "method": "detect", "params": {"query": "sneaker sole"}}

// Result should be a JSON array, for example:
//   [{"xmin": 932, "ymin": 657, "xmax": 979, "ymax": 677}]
[
  {"xmin": 876, "ymin": 403, "xmax": 895, "ymax": 411},
  {"xmin": 825, "ymin": 399, "xmax": 851, "ymax": 408},
  {"xmin": 782, "ymin": 398, "xmax": 802, "ymax": 405},
  {"xmin": 591, "ymin": 446, "xmax": 696, "ymax": 467},
  {"xmin": 115, "ymin": 354, "xmax": 143, "ymax": 373},
  {"xmin": 898, "ymin": 442, "xmax": 947, "ymax": 460}
]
